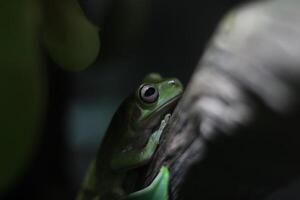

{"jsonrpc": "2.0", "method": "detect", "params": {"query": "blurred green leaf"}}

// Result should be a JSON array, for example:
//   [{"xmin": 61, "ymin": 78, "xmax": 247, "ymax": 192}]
[
  {"xmin": 0, "ymin": 0, "xmax": 44, "ymax": 192},
  {"xmin": 43, "ymin": 0, "xmax": 100, "ymax": 71}
]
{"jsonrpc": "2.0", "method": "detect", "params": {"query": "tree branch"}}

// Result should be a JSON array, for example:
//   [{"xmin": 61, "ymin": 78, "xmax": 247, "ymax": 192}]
[{"xmin": 142, "ymin": 1, "xmax": 300, "ymax": 199}]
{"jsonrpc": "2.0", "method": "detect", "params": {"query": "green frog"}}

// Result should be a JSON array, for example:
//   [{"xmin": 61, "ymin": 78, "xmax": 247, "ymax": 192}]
[{"xmin": 76, "ymin": 73, "xmax": 183, "ymax": 200}]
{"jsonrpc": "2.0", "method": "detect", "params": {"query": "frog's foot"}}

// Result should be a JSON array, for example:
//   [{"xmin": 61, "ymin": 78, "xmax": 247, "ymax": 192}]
[
  {"xmin": 152, "ymin": 113, "xmax": 171, "ymax": 142},
  {"xmin": 126, "ymin": 166, "xmax": 170, "ymax": 200},
  {"xmin": 160, "ymin": 113, "xmax": 171, "ymax": 131}
]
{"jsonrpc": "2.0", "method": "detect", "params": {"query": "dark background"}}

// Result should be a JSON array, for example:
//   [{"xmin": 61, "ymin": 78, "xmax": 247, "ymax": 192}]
[{"xmin": 7, "ymin": 0, "xmax": 294, "ymax": 199}]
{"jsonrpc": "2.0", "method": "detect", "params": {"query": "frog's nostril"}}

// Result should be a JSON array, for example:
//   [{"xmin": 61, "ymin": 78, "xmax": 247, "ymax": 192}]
[{"xmin": 168, "ymin": 80, "xmax": 176, "ymax": 85}]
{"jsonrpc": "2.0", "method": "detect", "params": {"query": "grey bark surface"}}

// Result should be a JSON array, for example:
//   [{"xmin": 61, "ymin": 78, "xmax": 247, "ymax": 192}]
[{"xmin": 142, "ymin": 1, "xmax": 300, "ymax": 199}]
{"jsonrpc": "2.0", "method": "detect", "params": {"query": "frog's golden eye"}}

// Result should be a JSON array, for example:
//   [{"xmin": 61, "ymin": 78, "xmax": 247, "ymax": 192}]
[{"xmin": 139, "ymin": 84, "xmax": 159, "ymax": 103}]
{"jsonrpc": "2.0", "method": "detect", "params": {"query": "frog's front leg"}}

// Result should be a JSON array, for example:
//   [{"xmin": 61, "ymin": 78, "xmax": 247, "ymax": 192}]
[{"xmin": 110, "ymin": 114, "xmax": 171, "ymax": 170}]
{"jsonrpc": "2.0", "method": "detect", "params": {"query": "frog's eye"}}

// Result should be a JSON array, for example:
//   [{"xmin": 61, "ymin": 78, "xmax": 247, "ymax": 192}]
[{"xmin": 139, "ymin": 84, "xmax": 159, "ymax": 103}]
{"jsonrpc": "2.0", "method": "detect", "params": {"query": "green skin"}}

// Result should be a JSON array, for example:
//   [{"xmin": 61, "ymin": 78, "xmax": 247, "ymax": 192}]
[
  {"xmin": 126, "ymin": 166, "xmax": 170, "ymax": 200},
  {"xmin": 76, "ymin": 73, "xmax": 183, "ymax": 200}
]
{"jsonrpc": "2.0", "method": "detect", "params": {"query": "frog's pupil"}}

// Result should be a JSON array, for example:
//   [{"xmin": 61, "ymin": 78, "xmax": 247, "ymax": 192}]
[
  {"xmin": 145, "ymin": 87, "xmax": 155, "ymax": 97},
  {"xmin": 139, "ymin": 84, "xmax": 158, "ymax": 103}
]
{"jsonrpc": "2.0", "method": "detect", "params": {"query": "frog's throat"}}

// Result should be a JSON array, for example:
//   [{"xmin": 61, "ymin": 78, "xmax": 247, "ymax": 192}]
[
  {"xmin": 110, "ymin": 114, "xmax": 171, "ymax": 170},
  {"xmin": 126, "ymin": 166, "xmax": 170, "ymax": 200}
]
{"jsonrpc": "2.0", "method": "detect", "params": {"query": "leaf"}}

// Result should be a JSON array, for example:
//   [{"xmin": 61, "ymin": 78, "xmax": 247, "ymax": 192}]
[
  {"xmin": 0, "ymin": 0, "xmax": 44, "ymax": 192},
  {"xmin": 43, "ymin": 0, "xmax": 100, "ymax": 70}
]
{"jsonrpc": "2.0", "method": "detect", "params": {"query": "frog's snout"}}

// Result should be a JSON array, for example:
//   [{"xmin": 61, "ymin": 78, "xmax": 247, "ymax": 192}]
[
  {"xmin": 168, "ymin": 80, "xmax": 176, "ymax": 85},
  {"xmin": 167, "ymin": 78, "xmax": 183, "ymax": 89}
]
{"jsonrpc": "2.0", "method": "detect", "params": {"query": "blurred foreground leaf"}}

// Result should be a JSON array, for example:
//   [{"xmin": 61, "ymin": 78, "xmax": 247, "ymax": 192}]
[
  {"xmin": 0, "ymin": 0, "xmax": 44, "ymax": 193},
  {"xmin": 43, "ymin": 0, "xmax": 100, "ymax": 70}
]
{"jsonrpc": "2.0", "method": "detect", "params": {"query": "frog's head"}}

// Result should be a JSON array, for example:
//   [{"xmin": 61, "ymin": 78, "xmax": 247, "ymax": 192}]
[
  {"xmin": 109, "ymin": 73, "xmax": 183, "ymax": 170},
  {"xmin": 132, "ymin": 73, "xmax": 183, "ymax": 128}
]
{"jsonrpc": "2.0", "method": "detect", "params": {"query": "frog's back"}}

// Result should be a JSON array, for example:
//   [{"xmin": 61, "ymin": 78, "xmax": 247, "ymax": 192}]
[
  {"xmin": 76, "ymin": 98, "xmax": 133, "ymax": 200},
  {"xmin": 95, "ymin": 96, "xmax": 135, "ymax": 166}
]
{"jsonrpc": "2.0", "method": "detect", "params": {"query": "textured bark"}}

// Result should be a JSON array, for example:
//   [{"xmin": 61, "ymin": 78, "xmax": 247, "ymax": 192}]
[{"xmin": 142, "ymin": 1, "xmax": 300, "ymax": 199}]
